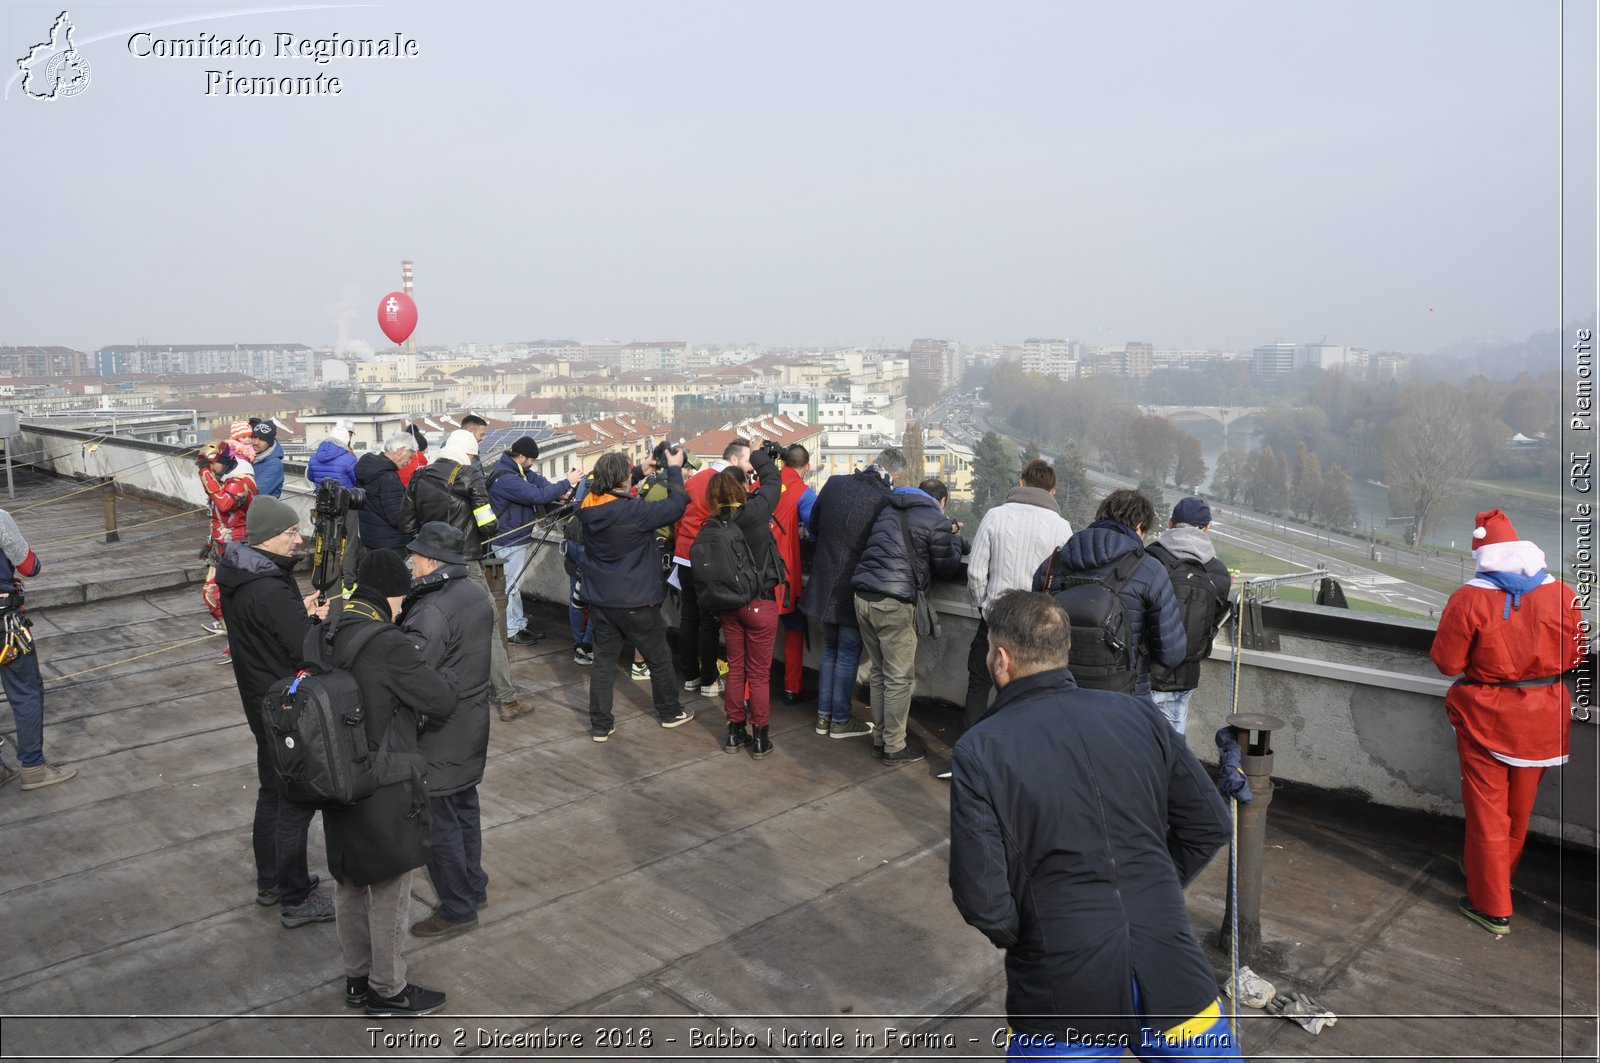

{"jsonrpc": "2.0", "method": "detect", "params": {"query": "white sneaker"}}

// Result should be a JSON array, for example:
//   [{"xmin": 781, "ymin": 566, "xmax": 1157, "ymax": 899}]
[
  {"xmin": 631, "ymin": 662, "xmax": 651, "ymax": 681},
  {"xmin": 201, "ymin": 619, "xmax": 225, "ymax": 635},
  {"xmin": 700, "ymin": 680, "xmax": 724, "ymax": 698}
]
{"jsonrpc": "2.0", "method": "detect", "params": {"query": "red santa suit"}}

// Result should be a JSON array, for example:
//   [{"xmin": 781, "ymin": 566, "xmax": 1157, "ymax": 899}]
[
  {"xmin": 770, "ymin": 464, "xmax": 809, "ymax": 696},
  {"xmin": 1430, "ymin": 509, "xmax": 1583, "ymax": 921}
]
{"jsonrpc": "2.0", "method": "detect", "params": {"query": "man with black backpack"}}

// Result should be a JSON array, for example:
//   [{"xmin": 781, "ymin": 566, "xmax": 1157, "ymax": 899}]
[
  {"xmin": 1032, "ymin": 489, "xmax": 1186, "ymax": 698},
  {"xmin": 1146, "ymin": 498, "xmax": 1233, "ymax": 735}
]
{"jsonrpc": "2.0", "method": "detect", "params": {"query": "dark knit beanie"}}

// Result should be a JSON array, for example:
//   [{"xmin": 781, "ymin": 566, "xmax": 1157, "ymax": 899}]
[
  {"xmin": 356, "ymin": 549, "xmax": 411, "ymax": 600},
  {"xmin": 511, "ymin": 436, "xmax": 540, "ymax": 461}
]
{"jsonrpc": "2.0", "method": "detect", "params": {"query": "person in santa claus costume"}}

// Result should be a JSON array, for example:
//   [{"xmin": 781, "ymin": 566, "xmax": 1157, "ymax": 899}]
[{"xmin": 1430, "ymin": 508, "xmax": 1584, "ymax": 935}]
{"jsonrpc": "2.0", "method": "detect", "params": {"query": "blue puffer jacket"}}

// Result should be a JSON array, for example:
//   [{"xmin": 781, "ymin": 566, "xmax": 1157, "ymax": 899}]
[
  {"xmin": 579, "ymin": 468, "xmax": 688, "ymax": 609},
  {"xmin": 253, "ymin": 442, "xmax": 285, "ymax": 498},
  {"xmin": 307, "ymin": 439, "xmax": 357, "ymax": 489},
  {"xmin": 1032, "ymin": 520, "xmax": 1186, "ymax": 695},
  {"xmin": 799, "ymin": 468, "xmax": 892, "ymax": 625},
  {"xmin": 354, "ymin": 451, "xmax": 409, "ymax": 550},
  {"xmin": 851, "ymin": 487, "xmax": 964, "ymax": 602},
  {"xmin": 487, "ymin": 452, "xmax": 572, "ymax": 548}
]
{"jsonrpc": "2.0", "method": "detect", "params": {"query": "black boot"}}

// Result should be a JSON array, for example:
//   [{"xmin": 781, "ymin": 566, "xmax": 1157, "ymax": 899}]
[
  {"xmin": 749, "ymin": 724, "xmax": 773, "ymax": 759},
  {"xmin": 724, "ymin": 721, "xmax": 749, "ymax": 753}
]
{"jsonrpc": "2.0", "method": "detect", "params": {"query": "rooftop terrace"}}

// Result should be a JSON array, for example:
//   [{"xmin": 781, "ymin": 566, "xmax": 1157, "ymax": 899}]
[{"xmin": 0, "ymin": 456, "xmax": 1595, "ymax": 1061}]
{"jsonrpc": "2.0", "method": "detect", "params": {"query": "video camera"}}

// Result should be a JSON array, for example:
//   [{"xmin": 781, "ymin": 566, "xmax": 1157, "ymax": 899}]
[{"xmin": 314, "ymin": 478, "xmax": 366, "ymax": 519}]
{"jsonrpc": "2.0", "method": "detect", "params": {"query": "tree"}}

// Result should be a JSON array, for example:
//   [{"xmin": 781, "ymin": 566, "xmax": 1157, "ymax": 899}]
[
  {"xmin": 1247, "ymin": 445, "xmax": 1288, "ymax": 512},
  {"xmin": 1051, "ymin": 441, "xmax": 1096, "ymax": 529},
  {"xmin": 970, "ymin": 430, "xmax": 1017, "ymax": 519},
  {"xmin": 1383, "ymin": 385, "xmax": 1484, "ymax": 547},
  {"xmin": 1020, "ymin": 439, "xmax": 1041, "ymax": 470},
  {"xmin": 1290, "ymin": 442, "xmax": 1323, "ymax": 521},
  {"xmin": 899, "ymin": 421, "xmax": 927, "ymax": 487},
  {"xmin": 1212, "ymin": 450, "xmax": 1252, "ymax": 505},
  {"xmin": 1137, "ymin": 476, "xmax": 1166, "ymax": 523},
  {"xmin": 1128, "ymin": 413, "xmax": 1178, "ymax": 480},
  {"xmin": 321, "ymin": 388, "xmax": 368, "ymax": 415},
  {"xmin": 1318, "ymin": 462, "xmax": 1357, "ymax": 530},
  {"xmin": 1173, "ymin": 429, "xmax": 1207, "ymax": 490}
]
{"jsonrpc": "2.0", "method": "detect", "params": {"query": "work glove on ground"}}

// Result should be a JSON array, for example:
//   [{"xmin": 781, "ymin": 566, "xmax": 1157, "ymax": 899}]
[{"xmin": 1265, "ymin": 991, "xmax": 1338, "ymax": 1035}]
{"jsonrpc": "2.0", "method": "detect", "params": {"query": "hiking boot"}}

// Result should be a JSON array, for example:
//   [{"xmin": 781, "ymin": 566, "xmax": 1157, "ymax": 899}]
[
  {"xmin": 1458, "ymin": 897, "xmax": 1511, "ymax": 936},
  {"xmin": 830, "ymin": 718, "xmax": 875, "ymax": 739},
  {"xmin": 410, "ymin": 912, "xmax": 478, "ymax": 938},
  {"xmin": 660, "ymin": 709, "xmax": 695, "ymax": 729},
  {"xmin": 19, "ymin": 762, "xmax": 76, "ymax": 790},
  {"xmin": 632, "ymin": 661, "xmax": 651, "ymax": 681},
  {"xmin": 345, "ymin": 976, "xmax": 369, "ymax": 1009},
  {"xmin": 724, "ymin": 721, "xmax": 749, "ymax": 753},
  {"xmin": 574, "ymin": 645, "xmax": 595, "ymax": 666},
  {"xmin": 497, "ymin": 698, "xmax": 534, "ymax": 722},
  {"xmin": 0, "ymin": 764, "xmax": 17, "ymax": 790},
  {"xmin": 364, "ymin": 983, "xmax": 447, "ymax": 1018},
  {"xmin": 201, "ymin": 619, "xmax": 225, "ymax": 635},
  {"xmin": 749, "ymin": 725, "xmax": 773, "ymax": 759},
  {"xmin": 509, "ymin": 630, "xmax": 543, "ymax": 647},
  {"xmin": 280, "ymin": 890, "xmax": 336, "ymax": 928},
  {"xmin": 700, "ymin": 679, "xmax": 724, "ymax": 698},
  {"xmin": 814, "ymin": 716, "xmax": 830, "ymax": 736},
  {"xmin": 882, "ymin": 742, "xmax": 925, "ymax": 766},
  {"xmin": 591, "ymin": 726, "xmax": 616, "ymax": 743},
  {"xmin": 256, "ymin": 874, "xmax": 319, "ymax": 907}
]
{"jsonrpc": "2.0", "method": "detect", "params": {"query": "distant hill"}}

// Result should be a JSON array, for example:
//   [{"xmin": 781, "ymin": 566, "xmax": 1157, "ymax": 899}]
[{"xmin": 1416, "ymin": 314, "xmax": 1595, "ymax": 381}]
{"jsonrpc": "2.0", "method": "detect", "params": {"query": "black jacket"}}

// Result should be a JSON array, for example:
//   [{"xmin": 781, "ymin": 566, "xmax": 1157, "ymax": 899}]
[
  {"xmin": 322, "ymin": 603, "xmax": 460, "ymax": 887},
  {"xmin": 1033, "ymin": 521, "xmax": 1187, "ymax": 696},
  {"xmin": 399, "ymin": 566, "xmax": 495, "ymax": 796},
  {"xmin": 355, "ymin": 452, "xmax": 409, "ymax": 550},
  {"xmin": 578, "ymin": 467, "xmax": 688, "ymax": 609},
  {"xmin": 851, "ymin": 488, "xmax": 964, "ymax": 602},
  {"xmin": 799, "ymin": 468, "xmax": 892, "ymax": 624},
  {"xmin": 216, "ymin": 542, "xmax": 313, "ymax": 734},
  {"xmin": 949, "ymin": 667, "xmax": 1230, "ymax": 1040},
  {"xmin": 401, "ymin": 459, "xmax": 498, "ymax": 561},
  {"xmin": 727, "ymin": 448, "xmax": 782, "ymax": 595},
  {"xmin": 1147, "ymin": 536, "xmax": 1233, "ymax": 692}
]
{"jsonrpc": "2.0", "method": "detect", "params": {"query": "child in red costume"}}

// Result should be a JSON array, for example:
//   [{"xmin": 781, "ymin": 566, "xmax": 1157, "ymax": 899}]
[{"xmin": 1430, "ymin": 508, "xmax": 1584, "ymax": 934}]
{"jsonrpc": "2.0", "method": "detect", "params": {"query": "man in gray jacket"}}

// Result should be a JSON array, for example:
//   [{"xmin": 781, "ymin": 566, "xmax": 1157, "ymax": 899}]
[
  {"xmin": 962, "ymin": 460, "xmax": 1074, "ymax": 730},
  {"xmin": 399, "ymin": 522, "xmax": 495, "ymax": 940},
  {"xmin": 1146, "ymin": 497, "xmax": 1232, "ymax": 735}
]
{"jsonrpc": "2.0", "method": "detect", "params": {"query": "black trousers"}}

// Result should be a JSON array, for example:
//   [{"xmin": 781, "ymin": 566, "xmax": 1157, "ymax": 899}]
[
  {"xmin": 673, "ymin": 566, "xmax": 724, "ymax": 687},
  {"xmin": 963, "ymin": 616, "xmax": 995, "ymax": 732},
  {"xmin": 251, "ymin": 738, "xmax": 318, "ymax": 904},
  {"xmin": 590, "ymin": 602, "xmax": 683, "ymax": 731}
]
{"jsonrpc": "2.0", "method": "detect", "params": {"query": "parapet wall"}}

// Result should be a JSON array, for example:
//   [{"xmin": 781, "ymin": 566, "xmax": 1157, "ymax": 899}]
[{"xmin": 18, "ymin": 423, "xmax": 1595, "ymax": 847}]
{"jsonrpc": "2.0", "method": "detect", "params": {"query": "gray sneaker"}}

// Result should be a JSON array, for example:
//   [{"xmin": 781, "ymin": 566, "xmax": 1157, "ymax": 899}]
[
  {"xmin": 19, "ymin": 762, "xmax": 77, "ymax": 790},
  {"xmin": 280, "ymin": 890, "xmax": 336, "ymax": 928},
  {"xmin": 829, "ymin": 718, "xmax": 875, "ymax": 739}
]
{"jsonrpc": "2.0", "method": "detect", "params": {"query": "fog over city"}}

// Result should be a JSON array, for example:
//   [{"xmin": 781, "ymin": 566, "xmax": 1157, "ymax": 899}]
[{"xmin": 3, "ymin": 0, "xmax": 1594, "ymax": 353}]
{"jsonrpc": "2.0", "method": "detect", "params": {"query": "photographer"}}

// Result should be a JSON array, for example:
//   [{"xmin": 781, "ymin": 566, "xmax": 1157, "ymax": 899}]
[
  {"xmin": 579, "ymin": 447, "xmax": 693, "ymax": 741},
  {"xmin": 199, "ymin": 440, "xmax": 258, "ymax": 641},
  {"xmin": 487, "ymin": 436, "xmax": 580, "ymax": 646},
  {"xmin": 356, "ymin": 433, "xmax": 418, "ymax": 553},
  {"xmin": 400, "ymin": 430, "xmax": 522, "ymax": 718}
]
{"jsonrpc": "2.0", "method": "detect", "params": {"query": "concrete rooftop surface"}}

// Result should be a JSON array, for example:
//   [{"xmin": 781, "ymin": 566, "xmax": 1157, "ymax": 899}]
[{"xmin": 0, "ymin": 475, "xmax": 1595, "ymax": 1062}]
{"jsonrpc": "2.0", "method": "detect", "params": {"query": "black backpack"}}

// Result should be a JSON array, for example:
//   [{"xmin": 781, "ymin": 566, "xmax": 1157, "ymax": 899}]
[
  {"xmin": 689, "ymin": 515, "xmax": 760, "ymax": 613},
  {"xmin": 259, "ymin": 622, "xmax": 411, "ymax": 808},
  {"xmin": 1164, "ymin": 557, "xmax": 1228, "ymax": 663},
  {"xmin": 1042, "ymin": 547, "xmax": 1146, "ymax": 693}
]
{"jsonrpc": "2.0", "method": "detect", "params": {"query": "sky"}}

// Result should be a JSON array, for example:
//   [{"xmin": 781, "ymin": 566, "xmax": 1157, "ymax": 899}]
[{"xmin": 1, "ymin": 0, "xmax": 1594, "ymax": 354}]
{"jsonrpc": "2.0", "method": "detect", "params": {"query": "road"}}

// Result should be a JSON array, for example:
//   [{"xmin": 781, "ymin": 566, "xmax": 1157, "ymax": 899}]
[{"xmin": 943, "ymin": 400, "xmax": 1450, "ymax": 615}]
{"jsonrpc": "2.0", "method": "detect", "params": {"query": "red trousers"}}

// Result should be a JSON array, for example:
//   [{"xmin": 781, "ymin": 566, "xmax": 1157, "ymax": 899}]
[
  {"xmin": 721, "ymin": 599, "xmax": 779, "ymax": 727},
  {"xmin": 1457, "ymin": 731, "xmax": 1545, "ymax": 918},
  {"xmin": 783, "ymin": 625, "xmax": 804, "ymax": 695}
]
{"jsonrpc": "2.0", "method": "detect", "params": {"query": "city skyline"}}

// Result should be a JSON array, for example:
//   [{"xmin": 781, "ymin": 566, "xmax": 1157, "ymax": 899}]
[{"xmin": 3, "ymin": 1, "xmax": 1594, "ymax": 355}]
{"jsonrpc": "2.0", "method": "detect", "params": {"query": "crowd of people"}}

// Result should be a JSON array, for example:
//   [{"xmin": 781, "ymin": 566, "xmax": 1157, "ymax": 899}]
[{"xmin": 0, "ymin": 411, "xmax": 1584, "ymax": 1049}]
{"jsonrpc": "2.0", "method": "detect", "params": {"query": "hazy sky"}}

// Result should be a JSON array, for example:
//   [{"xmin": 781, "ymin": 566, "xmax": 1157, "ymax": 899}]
[{"xmin": 2, "ymin": 0, "xmax": 1594, "ymax": 354}]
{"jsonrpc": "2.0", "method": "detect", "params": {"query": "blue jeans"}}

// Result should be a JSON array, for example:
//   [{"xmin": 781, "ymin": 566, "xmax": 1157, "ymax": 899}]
[
  {"xmin": 496, "ymin": 542, "xmax": 531, "ymax": 637},
  {"xmin": 1150, "ymin": 690, "xmax": 1193, "ymax": 735},
  {"xmin": 816, "ymin": 622, "xmax": 862, "ymax": 724},
  {"xmin": 426, "ymin": 787, "xmax": 487, "ymax": 923},
  {"xmin": 568, "ymin": 581, "xmax": 593, "ymax": 647},
  {"xmin": 0, "ymin": 649, "xmax": 46, "ymax": 767}
]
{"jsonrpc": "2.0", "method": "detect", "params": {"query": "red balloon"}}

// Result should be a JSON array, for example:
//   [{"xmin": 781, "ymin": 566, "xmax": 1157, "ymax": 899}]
[{"xmin": 377, "ymin": 291, "xmax": 418, "ymax": 345}]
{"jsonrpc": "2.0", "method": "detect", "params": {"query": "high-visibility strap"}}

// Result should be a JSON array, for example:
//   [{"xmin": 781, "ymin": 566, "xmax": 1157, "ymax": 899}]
[
  {"xmin": 473, "ymin": 504, "xmax": 496, "ymax": 527},
  {"xmin": 1161, "ymin": 998, "xmax": 1223, "ymax": 1044}
]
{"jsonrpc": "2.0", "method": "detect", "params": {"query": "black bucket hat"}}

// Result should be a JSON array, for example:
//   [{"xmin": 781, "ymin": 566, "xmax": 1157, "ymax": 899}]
[{"xmin": 406, "ymin": 521, "xmax": 467, "ymax": 565}]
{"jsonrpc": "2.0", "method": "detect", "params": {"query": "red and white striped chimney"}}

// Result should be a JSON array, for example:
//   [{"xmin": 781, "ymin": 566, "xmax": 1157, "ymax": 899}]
[{"xmin": 401, "ymin": 259, "xmax": 415, "ymax": 352}]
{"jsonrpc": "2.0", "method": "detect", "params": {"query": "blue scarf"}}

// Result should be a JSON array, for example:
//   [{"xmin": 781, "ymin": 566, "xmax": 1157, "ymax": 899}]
[{"xmin": 1475, "ymin": 568, "xmax": 1546, "ymax": 619}]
